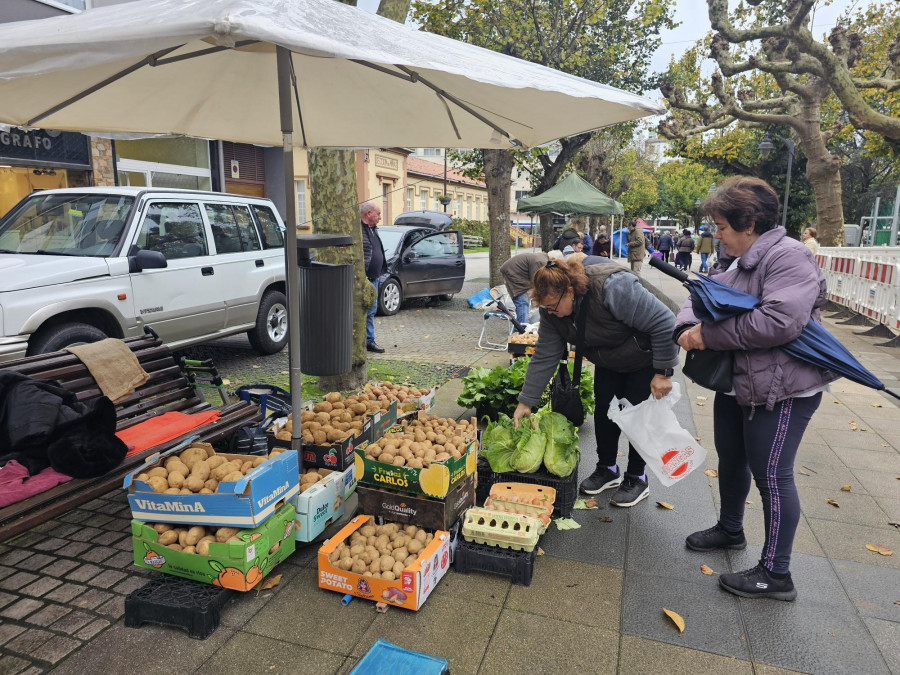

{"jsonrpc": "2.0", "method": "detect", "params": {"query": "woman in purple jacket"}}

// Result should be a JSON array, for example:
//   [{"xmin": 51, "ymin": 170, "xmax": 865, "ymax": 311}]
[{"xmin": 674, "ymin": 177, "xmax": 836, "ymax": 601}]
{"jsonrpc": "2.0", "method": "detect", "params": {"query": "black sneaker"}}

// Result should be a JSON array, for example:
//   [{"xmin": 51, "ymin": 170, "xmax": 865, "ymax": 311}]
[
  {"xmin": 610, "ymin": 474, "xmax": 649, "ymax": 507},
  {"xmin": 579, "ymin": 466, "xmax": 623, "ymax": 495},
  {"xmin": 366, "ymin": 342, "xmax": 385, "ymax": 353},
  {"xmin": 719, "ymin": 563, "xmax": 797, "ymax": 601},
  {"xmin": 685, "ymin": 523, "xmax": 747, "ymax": 552}
]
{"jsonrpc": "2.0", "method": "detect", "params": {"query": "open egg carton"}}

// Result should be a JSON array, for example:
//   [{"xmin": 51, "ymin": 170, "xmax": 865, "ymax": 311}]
[
  {"xmin": 461, "ymin": 507, "xmax": 543, "ymax": 552},
  {"xmin": 483, "ymin": 482, "xmax": 555, "ymax": 534}
]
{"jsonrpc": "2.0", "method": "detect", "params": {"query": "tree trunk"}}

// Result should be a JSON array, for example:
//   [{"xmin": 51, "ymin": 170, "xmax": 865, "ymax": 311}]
[
  {"xmin": 308, "ymin": 148, "xmax": 372, "ymax": 392},
  {"xmin": 539, "ymin": 213, "xmax": 554, "ymax": 252},
  {"xmin": 484, "ymin": 149, "xmax": 514, "ymax": 287},
  {"xmin": 794, "ymin": 100, "xmax": 844, "ymax": 247}
]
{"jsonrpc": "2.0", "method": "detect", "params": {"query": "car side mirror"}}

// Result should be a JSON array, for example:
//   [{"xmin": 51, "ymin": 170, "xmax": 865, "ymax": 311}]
[
  {"xmin": 403, "ymin": 251, "xmax": 418, "ymax": 264},
  {"xmin": 128, "ymin": 249, "xmax": 167, "ymax": 273}
]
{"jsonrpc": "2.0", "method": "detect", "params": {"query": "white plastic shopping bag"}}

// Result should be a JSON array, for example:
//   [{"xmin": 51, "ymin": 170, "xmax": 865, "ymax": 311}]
[{"xmin": 606, "ymin": 382, "xmax": 707, "ymax": 487}]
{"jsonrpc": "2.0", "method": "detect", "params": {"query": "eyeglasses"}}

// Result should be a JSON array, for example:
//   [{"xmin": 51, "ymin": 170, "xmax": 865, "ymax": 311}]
[{"xmin": 540, "ymin": 292, "xmax": 566, "ymax": 312}]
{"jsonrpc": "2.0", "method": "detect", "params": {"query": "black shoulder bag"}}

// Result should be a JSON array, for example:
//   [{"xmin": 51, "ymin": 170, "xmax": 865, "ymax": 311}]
[
  {"xmin": 551, "ymin": 295, "xmax": 589, "ymax": 426},
  {"xmin": 682, "ymin": 348, "xmax": 733, "ymax": 393}
]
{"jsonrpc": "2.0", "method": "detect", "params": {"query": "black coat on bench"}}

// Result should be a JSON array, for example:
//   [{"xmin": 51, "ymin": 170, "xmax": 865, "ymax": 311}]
[{"xmin": 0, "ymin": 372, "xmax": 127, "ymax": 479}]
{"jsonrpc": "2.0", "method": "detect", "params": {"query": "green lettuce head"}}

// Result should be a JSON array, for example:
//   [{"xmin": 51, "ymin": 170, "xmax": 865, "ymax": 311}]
[
  {"xmin": 539, "ymin": 411, "xmax": 580, "ymax": 477},
  {"xmin": 510, "ymin": 422, "xmax": 545, "ymax": 473},
  {"xmin": 482, "ymin": 414, "xmax": 517, "ymax": 473}
]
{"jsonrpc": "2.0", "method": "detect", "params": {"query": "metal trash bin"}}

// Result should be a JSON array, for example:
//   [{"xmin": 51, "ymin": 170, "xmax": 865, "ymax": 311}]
[{"xmin": 296, "ymin": 234, "xmax": 355, "ymax": 376}]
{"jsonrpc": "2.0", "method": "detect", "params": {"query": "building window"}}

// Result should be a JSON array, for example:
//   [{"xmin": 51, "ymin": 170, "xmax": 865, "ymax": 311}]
[
  {"xmin": 382, "ymin": 183, "xmax": 391, "ymax": 223},
  {"xmin": 454, "ymin": 196, "xmax": 460, "ymax": 216},
  {"xmin": 295, "ymin": 179, "xmax": 307, "ymax": 227},
  {"xmin": 422, "ymin": 148, "xmax": 442, "ymax": 157},
  {"xmin": 407, "ymin": 187, "xmax": 413, "ymax": 211},
  {"xmin": 466, "ymin": 196, "xmax": 471, "ymax": 219},
  {"xmin": 420, "ymin": 189, "xmax": 427, "ymax": 210},
  {"xmin": 515, "ymin": 190, "xmax": 530, "ymax": 201}
]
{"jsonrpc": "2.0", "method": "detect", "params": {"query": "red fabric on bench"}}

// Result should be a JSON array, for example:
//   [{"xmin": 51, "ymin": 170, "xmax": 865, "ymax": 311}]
[{"xmin": 116, "ymin": 410, "xmax": 221, "ymax": 457}]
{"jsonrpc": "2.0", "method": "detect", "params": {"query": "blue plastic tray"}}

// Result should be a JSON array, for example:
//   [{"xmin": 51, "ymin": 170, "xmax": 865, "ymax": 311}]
[{"xmin": 351, "ymin": 638, "xmax": 449, "ymax": 674}]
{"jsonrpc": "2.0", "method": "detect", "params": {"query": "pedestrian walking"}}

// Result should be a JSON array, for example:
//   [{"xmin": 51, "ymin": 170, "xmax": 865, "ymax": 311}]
[
  {"xmin": 695, "ymin": 225, "xmax": 715, "ymax": 273},
  {"xmin": 657, "ymin": 230, "xmax": 673, "ymax": 263},
  {"xmin": 360, "ymin": 202, "xmax": 387, "ymax": 353},
  {"xmin": 802, "ymin": 226, "xmax": 819, "ymax": 256},
  {"xmin": 675, "ymin": 176, "xmax": 837, "ymax": 601},
  {"xmin": 626, "ymin": 220, "xmax": 646, "ymax": 274},
  {"xmin": 512, "ymin": 258, "xmax": 678, "ymax": 507},
  {"xmin": 674, "ymin": 229, "xmax": 694, "ymax": 271}
]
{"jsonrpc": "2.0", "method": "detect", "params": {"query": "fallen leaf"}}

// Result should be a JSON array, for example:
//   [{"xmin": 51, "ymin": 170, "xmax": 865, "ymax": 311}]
[
  {"xmin": 872, "ymin": 403, "xmax": 882, "ymax": 408},
  {"xmin": 537, "ymin": 547, "xmax": 545, "ymax": 556},
  {"xmin": 865, "ymin": 544, "xmax": 893, "ymax": 556},
  {"xmin": 663, "ymin": 608, "xmax": 685, "ymax": 633},
  {"xmin": 826, "ymin": 499, "xmax": 840, "ymax": 508},
  {"xmin": 554, "ymin": 518, "xmax": 581, "ymax": 531},
  {"xmin": 423, "ymin": 334, "xmax": 430, "ymax": 339},
  {"xmin": 832, "ymin": 400, "xmax": 841, "ymax": 404},
  {"xmin": 584, "ymin": 498, "xmax": 599, "ymax": 509},
  {"xmin": 704, "ymin": 469, "xmax": 718, "ymax": 478},
  {"xmin": 840, "ymin": 485, "xmax": 852, "ymax": 492},
  {"xmin": 798, "ymin": 468, "xmax": 811, "ymax": 476},
  {"xmin": 881, "ymin": 443, "xmax": 890, "ymax": 448},
  {"xmin": 694, "ymin": 436, "xmax": 702, "ymax": 441},
  {"xmin": 656, "ymin": 501, "xmax": 675, "ymax": 510},
  {"xmin": 696, "ymin": 396, "xmax": 707, "ymax": 401},
  {"xmin": 574, "ymin": 499, "xmax": 599, "ymax": 510},
  {"xmin": 252, "ymin": 365, "xmax": 261, "ymax": 369},
  {"xmin": 849, "ymin": 420, "xmax": 857, "ymax": 425},
  {"xmin": 745, "ymin": 500, "xmax": 754, "ymax": 505},
  {"xmin": 566, "ymin": 583, "xmax": 578, "ymax": 588},
  {"xmin": 700, "ymin": 564, "xmax": 715, "ymax": 576},
  {"xmin": 222, "ymin": 378, "xmax": 231, "ymax": 385},
  {"xmin": 598, "ymin": 516, "xmax": 613, "ymax": 523},
  {"xmin": 894, "ymin": 601, "xmax": 900, "ymax": 605},
  {"xmin": 861, "ymin": 428, "xmax": 868, "ymax": 432},
  {"xmin": 696, "ymin": 402, "xmax": 705, "ymax": 407},
  {"xmin": 259, "ymin": 574, "xmax": 283, "ymax": 590},
  {"xmin": 280, "ymin": 371, "xmax": 288, "ymax": 375}
]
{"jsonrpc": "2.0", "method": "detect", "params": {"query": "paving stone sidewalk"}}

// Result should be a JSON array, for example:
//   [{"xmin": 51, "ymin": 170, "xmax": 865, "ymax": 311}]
[{"xmin": 0, "ymin": 263, "xmax": 898, "ymax": 674}]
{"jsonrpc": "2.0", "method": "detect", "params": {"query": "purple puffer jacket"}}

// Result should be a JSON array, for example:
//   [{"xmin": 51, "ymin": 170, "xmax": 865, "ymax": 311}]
[{"xmin": 675, "ymin": 227, "xmax": 838, "ymax": 410}]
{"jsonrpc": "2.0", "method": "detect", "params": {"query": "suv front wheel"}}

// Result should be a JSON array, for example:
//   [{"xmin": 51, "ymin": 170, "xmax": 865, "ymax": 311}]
[
  {"xmin": 378, "ymin": 278, "xmax": 402, "ymax": 316},
  {"xmin": 28, "ymin": 322, "xmax": 108, "ymax": 355},
  {"xmin": 247, "ymin": 290, "xmax": 288, "ymax": 355}
]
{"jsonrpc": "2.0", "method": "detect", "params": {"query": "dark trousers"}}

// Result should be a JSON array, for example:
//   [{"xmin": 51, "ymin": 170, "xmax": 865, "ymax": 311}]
[
  {"xmin": 714, "ymin": 392, "xmax": 822, "ymax": 574},
  {"xmin": 593, "ymin": 365, "xmax": 655, "ymax": 476},
  {"xmin": 660, "ymin": 250, "xmax": 670, "ymax": 263}
]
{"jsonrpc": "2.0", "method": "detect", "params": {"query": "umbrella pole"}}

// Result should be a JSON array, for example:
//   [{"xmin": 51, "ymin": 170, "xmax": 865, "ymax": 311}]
[{"xmin": 277, "ymin": 46, "xmax": 303, "ymax": 454}]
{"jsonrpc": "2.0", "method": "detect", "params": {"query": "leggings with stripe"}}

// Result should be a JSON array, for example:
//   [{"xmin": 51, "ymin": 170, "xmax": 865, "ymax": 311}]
[{"xmin": 713, "ymin": 392, "xmax": 822, "ymax": 574}]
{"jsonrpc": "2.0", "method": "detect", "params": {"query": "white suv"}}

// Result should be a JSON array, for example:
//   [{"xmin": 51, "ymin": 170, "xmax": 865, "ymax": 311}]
[{"xmin": 0, "ymin": 187, "xmax": 288, "ymax": 362}]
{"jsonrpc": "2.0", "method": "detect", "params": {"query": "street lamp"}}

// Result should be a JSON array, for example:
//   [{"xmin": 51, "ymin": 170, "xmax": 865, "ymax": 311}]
[{"xmin": 758, "ymin": 131, "xmax": 795, "ymax": 229}]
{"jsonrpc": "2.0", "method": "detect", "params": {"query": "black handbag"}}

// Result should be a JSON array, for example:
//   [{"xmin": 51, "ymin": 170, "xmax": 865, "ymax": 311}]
[
  {"xmin": 682, "ymin": 348, "xmax": 734, "ymax": 393},
  {"xmin": 551, "ymin": 296, "xmax": 589, "ymax": 426}
]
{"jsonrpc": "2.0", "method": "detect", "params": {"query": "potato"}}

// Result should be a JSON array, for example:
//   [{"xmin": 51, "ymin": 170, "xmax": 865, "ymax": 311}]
[
  {"xmin": 375, "ymin": 534, "xmax": 390, "ymax": 550},
  {"xmin": 227, "ymin": 536, "xmax": 242, "ymax": 543},
  {"xmin": 378, "ymin": 555, "xmax": 395, "ymax": 572},
  {"xmin": 165, "ymin": 472, "xmax": 184, "ymax": 489},
  {"xmin": 205, "ymin": 455, "xmax": 227, "ymax": 471},
  {"xmin": 414, "ymin": 530, "xmax": 427, "ymax": 543},
  {"xmin": 338, "ymin": 557, "xmax": 353, "ymax": 571},
  {"xmin": 204, "ymin": 478, "xmax": 219, "ymax": 492},
  {"xmin": 351, "ymin": 560, "xmax": 367, "ymax": 574},
  {"xmin": 167, "ymin": 543, "xmax": 183, "ymax": 551},
  {"xmin": 185, "ymin": 475, "xmax": 205, "ymax": 492},
  {"xmin": 406, "ymin": 539, "xmax": 423, "ymax": 554},
  {"xmin": 391, "ymin": 534, "xmax": 408, "ymax": 549},
  {"xmin": 136, "ymin": 473, "xmax": 150, "ymax": 482},
  {"xmin": 157, "ymin": 530, "xmax": 178, "ymax": 546},
  {"xmin": 196, "ymin": 540, "xmax": 212, "ymax": 555},
  {"xmin": 166, "ymin": 459, "xmax": 189, "ymax": 477},
  {"xmin": 215, "ymin": 527, "xmax": 240, "ymax": 543},
  {"xmin": 147, "ymin": 466, "xmax": 168, "ymax": 479},
  {"xmin": 269, "ymin": 541, "xmax": 281, "ymax": 555},
  {"xmin": 381, "ymin": 571, "xmax": 396, "ymax": 581},
  {"xmin": 182, "ymin": 545, "xmax": 196, "ymax": 555},
  {"xmin": 152, "ymin": 523, "xmax": 175, "ymax": 534},
  {"xmin": 392, "ymin": 560, "xmax": 405, "ymax": 576},
  {"xmin": 221, "ymin": 471, "xmax": 244, "ymax": 484},
  {"xmin": 179, "ymin": 488, "xmax": 193, "ymax": 495},
  {"xmin": 190, "ymin": 460, "xmax": 211, "ymax": 482},
  {"xmin": 212, "ymin": 461, "xmax": 240, "ymax": 481},
  {"xmin": 185, "ymin": 526, "xmax": 206, "ymax": 546},
  {"xmin": 329, "ymin": 549, "xmax": 342, "ymax": 563},
  {"xmin": 252, "ymin": 456, "xmax": 267, "ymax": 468},
  {"xmin": 325, "ymin": 392, "xmax": 342, "ymax": 403},
  {"xmin": 349, "ymin": 544, "xmax": 365, "ymax": 556},
  {"xmin": 392, "ymin": 547, "xmax": 409, "ymax": 562},
  {"xmin": 162, "ymin": 487, "xmax": 181, "ymax": 494},
  {"xmin": 240, "ymin": 460, "xmax": 254, "ymax": 474}
]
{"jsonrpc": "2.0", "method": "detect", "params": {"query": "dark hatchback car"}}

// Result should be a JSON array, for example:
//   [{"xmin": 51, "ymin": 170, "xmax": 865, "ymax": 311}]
[{"xmin": 375, "ymin": 225, "xmax": 466, "ymax": 315}]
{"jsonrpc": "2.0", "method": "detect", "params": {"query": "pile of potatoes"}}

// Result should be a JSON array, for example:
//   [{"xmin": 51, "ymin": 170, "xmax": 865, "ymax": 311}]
[
  {"xmin": 136, "ymin": 444, "xmax": 281, "ymax": 494},
  {"xmin": 361, "ymin": 381, "xmax": 430, "ymax": 409},
  {"xmin": 328, "ymin": 521, "xmax": 434, "ymax": 580},
  {"xmin": 508, "ymin": 332, "xmax": 539, "ymax": 345},
  {"xmin": 363, "ymin": 416, "xmax": 475, "ymax": 468},
  {"xmin": 300, "ymin": 468, "xmax": 326, "ymax": 493},
  {"xmin": 277, "ymin": 391, "xmax": 379, "ymax": 446},
  {"xmin": 146, "ymin": 523, "xmax": 282, "ymax": 556}
]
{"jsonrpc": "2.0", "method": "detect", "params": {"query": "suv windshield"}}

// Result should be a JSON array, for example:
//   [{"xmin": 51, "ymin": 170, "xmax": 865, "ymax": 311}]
[{"xmin": 0, "ymin": 193, "xmax": 135, "ymax": 257}]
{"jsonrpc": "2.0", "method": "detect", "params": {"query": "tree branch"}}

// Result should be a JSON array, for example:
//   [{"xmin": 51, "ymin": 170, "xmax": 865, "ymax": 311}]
[{"xmin": 852, "ymin": 76, "xmax": 900, "ymax": 92}]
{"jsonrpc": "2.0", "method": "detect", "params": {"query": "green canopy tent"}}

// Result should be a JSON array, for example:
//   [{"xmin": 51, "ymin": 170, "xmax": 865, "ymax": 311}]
[{"xmin": 516, "ymin": 173, "xmax": 624, "ymax": 216}]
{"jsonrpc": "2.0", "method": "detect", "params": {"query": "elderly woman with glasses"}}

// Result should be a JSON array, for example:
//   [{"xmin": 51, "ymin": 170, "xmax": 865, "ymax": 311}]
[{"xmin": 512, "ymin": 258, "xmax": 679, "ymax": 507}]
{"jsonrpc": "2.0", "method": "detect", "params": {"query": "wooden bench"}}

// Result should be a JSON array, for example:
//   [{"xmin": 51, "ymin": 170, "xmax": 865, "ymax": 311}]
[
  {"xmin": 0, "ymin": 328, "xmax": 261, "ymax": 542},
  {"xmin": 462, "ymin": 234, "xmax": 483, "ymax": 248}
]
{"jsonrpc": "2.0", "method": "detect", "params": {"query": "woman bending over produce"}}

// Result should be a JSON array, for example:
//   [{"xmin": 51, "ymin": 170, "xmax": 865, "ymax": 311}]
[{"xmin": 512, "ymin": 259, "xmax": 679, "ymax": 507}]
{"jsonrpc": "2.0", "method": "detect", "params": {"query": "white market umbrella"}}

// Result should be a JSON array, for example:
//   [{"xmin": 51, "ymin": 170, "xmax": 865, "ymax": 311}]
[{"xmin": 0, "ymin": 0, "xmax": 664, "ymax": 449}]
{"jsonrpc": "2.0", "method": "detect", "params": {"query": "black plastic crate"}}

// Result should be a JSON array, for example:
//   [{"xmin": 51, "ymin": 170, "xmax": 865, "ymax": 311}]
[
  {"xmin": 476, "ymin": 457, "xmax": 578, "ymax": 517},
  {"xmin": 454, "ymin": 538, "xmax": 536, "ymax": 586},
  {"xmin": 124, "ymin": 575, "xmax": 233, "ymax": 640}
]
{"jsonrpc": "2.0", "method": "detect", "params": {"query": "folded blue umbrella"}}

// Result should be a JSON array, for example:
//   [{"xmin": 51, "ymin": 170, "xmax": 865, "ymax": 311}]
[{"xmin": 649, "ymin": 257, "xmax": 899, "ymax": 401}]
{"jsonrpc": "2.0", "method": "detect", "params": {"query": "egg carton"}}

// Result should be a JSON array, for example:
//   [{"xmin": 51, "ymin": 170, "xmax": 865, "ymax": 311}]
[
  {"xmin": 461, "ymin": 507, "xmax": 542, "ymax": 552},
  {"xmin": 488, "ymin": 482, "xmax": 556, "ymax": 509},
  {"xmin": 482, "ymin": 496, "xmax": 552, "ymax": 534}
]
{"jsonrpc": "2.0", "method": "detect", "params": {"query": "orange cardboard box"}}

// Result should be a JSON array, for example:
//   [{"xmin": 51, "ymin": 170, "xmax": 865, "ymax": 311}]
[{"xmin": 317, "ymin": 515, "xmax": 450, "ymax": 611}]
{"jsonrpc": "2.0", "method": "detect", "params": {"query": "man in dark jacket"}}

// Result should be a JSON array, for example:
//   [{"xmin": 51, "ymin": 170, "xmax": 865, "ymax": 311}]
[
  {"xmin": 361, "ymin": 202, "xmax": 387, "ymax": 353},
  {"xmin": 657, "ymin": 231, "xmax": 674, "ymax": 263}
]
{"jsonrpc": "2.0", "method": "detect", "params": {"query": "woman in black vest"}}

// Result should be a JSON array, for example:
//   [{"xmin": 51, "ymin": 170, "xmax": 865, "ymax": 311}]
[{"xmin": 512, "ymin": 259, "xmax": 679, "ymax": 507}]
